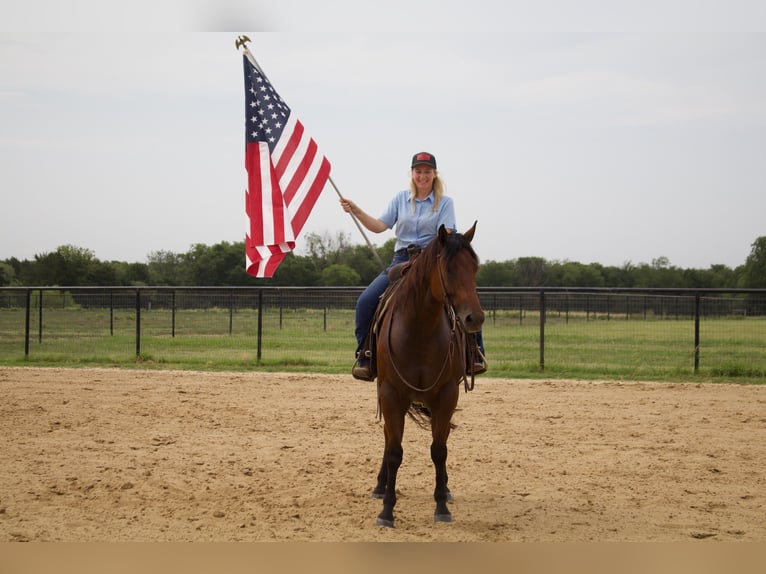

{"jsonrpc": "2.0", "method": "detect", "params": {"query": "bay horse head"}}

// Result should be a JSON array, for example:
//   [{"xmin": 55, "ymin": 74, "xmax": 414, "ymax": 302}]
[{"xmin": 429, "ymin": 221, "xmax": 485, "ymax": 335}]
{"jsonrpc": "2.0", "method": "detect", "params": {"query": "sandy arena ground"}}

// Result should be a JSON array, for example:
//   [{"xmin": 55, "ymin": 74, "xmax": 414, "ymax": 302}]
[{"xmin": 0, "ymin": 366, "xmax": 764, "ymax": 542}]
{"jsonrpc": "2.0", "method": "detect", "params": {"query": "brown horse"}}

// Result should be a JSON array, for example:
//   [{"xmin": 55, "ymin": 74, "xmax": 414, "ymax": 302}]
[{"xmin": 372, "ymin": 222, "xmax": 485, "ymax": 527}]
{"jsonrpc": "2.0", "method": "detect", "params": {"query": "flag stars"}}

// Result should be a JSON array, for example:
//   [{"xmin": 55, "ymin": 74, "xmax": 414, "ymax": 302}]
[{"xmin": 245, "ymin": 63, "xmax": 292, "ymax": 149}]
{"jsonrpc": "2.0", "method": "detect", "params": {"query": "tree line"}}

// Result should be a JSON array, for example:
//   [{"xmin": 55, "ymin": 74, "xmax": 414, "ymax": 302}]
[{"xmin": 1, "ymin": 233, "xmax": 765, "ymax": 289}]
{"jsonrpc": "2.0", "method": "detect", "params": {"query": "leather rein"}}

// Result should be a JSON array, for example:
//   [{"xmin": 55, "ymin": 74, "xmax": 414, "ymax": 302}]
[{"xmin": 384, "ymin": 251, "xmax": 476, "ymax": 394}]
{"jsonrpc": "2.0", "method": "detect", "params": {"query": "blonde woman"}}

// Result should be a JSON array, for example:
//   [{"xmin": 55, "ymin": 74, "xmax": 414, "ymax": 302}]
[{"xmin": 340, "ymin": 151, "xmax": 468, "ymax": 380}]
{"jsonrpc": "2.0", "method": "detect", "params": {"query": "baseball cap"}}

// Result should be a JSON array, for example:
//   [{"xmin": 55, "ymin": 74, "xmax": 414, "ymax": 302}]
[{"xmin": 411, "ymin": 152, "xmax": 437, "ymax": 169}]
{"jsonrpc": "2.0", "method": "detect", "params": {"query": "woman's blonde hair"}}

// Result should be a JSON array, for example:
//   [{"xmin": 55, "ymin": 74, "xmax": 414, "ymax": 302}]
[{"xmin": 408, "ymin": 170, "xmax": 445, "ymax": 212}]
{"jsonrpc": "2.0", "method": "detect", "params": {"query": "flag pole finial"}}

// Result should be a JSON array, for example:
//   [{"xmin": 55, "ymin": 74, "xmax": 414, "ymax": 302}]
[{"xmin": 235, "ymin": 35, "xmax": 251, "ymax": 51}]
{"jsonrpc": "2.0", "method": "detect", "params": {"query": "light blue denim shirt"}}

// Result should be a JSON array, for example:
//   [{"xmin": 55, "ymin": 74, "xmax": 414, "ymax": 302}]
[{"xmin": 378, "ymin": 189, "xmax": 457, "ymax": 252}]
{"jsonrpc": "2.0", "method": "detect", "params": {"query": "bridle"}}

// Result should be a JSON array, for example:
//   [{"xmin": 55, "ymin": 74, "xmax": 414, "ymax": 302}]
[
  {"xmin": 437, "ymin": 251, "xmax": 480, "ymax": 392},
  {"xmin": 384, "ymin": 247, "xmax": 477, "ymax": 393}
]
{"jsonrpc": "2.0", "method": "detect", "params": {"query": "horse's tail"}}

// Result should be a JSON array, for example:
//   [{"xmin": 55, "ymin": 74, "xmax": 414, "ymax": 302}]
[{"xmin": 408, "ymin": 403, "xmax": 457, "ymax": 430}]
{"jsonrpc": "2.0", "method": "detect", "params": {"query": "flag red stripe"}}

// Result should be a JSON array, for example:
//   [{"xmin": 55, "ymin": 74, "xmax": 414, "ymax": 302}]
[
  {"xmin": 283, "ymin": 138, "xmax": 318, "ymax": 206},
  {"xmin": 267, "ymin": 160, "xmax": 287, "ymax": 244},
  {"xmin": 246, "ymin": 239, "xmax": 293, "ymax": 278},
  {"xmin": 262, "ymin": 251, "xmax": 286, "ymax": 277},
  {"xmin": 247, "ymin": 143, "xmax": 292, "ymax": 246},
  {"xmin": 274, "ymin": 121, "xmax": 304, "ymax": 177},
  {"xmin": 245, "ymin": 144, "xmax": 265, "ymax": 246},
  {"xmin": 291, "ymin": 157, "xmax": 331, "ymax": 235}
]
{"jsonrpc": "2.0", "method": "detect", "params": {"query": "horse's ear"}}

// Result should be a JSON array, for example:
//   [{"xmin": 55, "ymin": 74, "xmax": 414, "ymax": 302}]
[
  {"xmin": 463, "ymin": 221, "xmax": 477, "ymax": 242},
  {"xmin": 438, "ymin": 224, "xmax": 449, "ymax": 242}
]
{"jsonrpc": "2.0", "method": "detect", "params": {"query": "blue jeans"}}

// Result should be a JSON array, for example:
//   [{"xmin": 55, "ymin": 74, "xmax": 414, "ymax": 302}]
[
  {"xmin": 354, "ymin": 249, "xmax": 410, "ymax": 352},
  {"xmin": 354, "ymin": 249, "xmax": 485, "ymax": 357}
]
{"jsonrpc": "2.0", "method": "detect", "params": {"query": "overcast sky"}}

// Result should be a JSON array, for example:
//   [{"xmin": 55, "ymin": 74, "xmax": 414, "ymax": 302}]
[{"xmin": 2, "ymin": 1, "xmax": 765, "ymax": 271}]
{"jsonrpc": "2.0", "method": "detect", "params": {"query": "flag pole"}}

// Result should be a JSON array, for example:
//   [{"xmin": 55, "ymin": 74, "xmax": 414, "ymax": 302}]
[
  {"xmin": 236, "ymin": 35, "xmax": 385, "ymax": 272},
  {"xmin": 327, "ymin": 176, "xmax": 385, "ymax": 271}
]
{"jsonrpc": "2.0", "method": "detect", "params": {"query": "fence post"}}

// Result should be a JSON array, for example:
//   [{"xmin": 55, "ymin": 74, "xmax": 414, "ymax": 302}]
[
  {"xmin": 539, "ymin": 289, "xmax": 546, "ymax": 371},
  {"xmin": 694, "ymin": 293, "xmax": 700, "ymax": 373},
  {"xmin": 38, "ymin": 288, "xmax": 43, "ymax": 343},
  {"xmin": 24, "ymin": 288, "xmax": 31, "ymax": 356},
  {"xmin": 229, "ymin": 290, "xmax": 234, "ymax": 336},
  {"xmin": 135, "ymin": 288, "xmax": 141, "ymax": 356},
  {"xmin": 257, "ymin": 289, "xmax": 263, "ymax": 363}
]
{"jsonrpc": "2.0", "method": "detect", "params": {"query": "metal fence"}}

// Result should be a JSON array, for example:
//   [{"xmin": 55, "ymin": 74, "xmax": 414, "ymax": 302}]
[{"xmin": 1, "ymin": 286, "xmax": 765, "ymax": 381}]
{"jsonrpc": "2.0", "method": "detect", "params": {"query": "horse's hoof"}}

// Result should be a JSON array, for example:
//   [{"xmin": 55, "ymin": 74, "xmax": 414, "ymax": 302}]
[
  {"xmin": 376, "ymin": 517, "xmax": 395, "ymax": 528},
  {"xmin": 371, "ymin": 491, "xmax": 384, "ymax": 499},
  {"xmin": 434, "ymin": 513, "xmax": 452, "ymax": 523}
]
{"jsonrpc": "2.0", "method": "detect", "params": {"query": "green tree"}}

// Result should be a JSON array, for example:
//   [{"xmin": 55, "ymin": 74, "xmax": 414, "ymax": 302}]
[
  {"xmin": 0, "ymin": 261, "xmax": 16, "ymax": 286},
  {"xmin": 321, "ymin": 263, "xmax": 360, "ymax": 286},
  {"xmin": 112, "ymin": 261, "xmax": 151, "ymax": 286},
  {"xmin": 476, "ymin": 260, "xmax": 517, "ymax": 286},
  {"xmin": 184, "ymin": 241, "xmax": 250, "ymax": 286},
  {"xmin": 302, "ymin": 231, "xmax": 387, "ymax": 285},
  {"xmin": 88, "ymin": 260, "xmax": 118, "ymax": 285},
  {"xmin": 682, "ymin": 264, "xmax": 736, "ymax": 289},
  {"xmin": 27, "ymin": 245, "xmax": 100, "ymax": 286},
  {"xmin": 601, "ymin": 262, "xmax": 636, "ymax": 288},
  {"xmin": 147, "ymin": 250, "xmax": 187, "ymax": 285},
  {"xmin": 304, "ymin": 231, "xmax": 353, "ymax": 267},
  {"xmin": 343, "ymin": 243, "xmax": 386, "ymax": 285},
  {"xmin": 556, "ymin": 261, "xmax": 606, "ymax": 287},
  {"xmin": 741, "ymin": 236, "xmax": 766, "ymax": 288},
  {"xmin": 515, "ymin": 257, "xmax": 547, "ymax": 286},
  {"xmin": 633, "ymin": 256, "xmax": 684, "ymax": 288},
  {"xmin": 707, "ymin": 264, "xmax": 737, "ymax": 288},
  {"xmin": 268, "ymin": 252, "xmax": 321, "ymax": 285}
]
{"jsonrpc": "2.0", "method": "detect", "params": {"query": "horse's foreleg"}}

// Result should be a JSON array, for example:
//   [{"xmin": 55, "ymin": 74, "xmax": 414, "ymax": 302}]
[
  {"xmin": 376, "ymin": 440, "xmax": 402, "ymax": 528},
  {"xmin": 431, "ymin": 440, "xmax": 452, "ymax": 522},
  {"xmin": 430, "ymin": 383, "xmax": 457, "ymax": 523},
  {"xmin": 376, "ymin": 413, "xmax": 405, "ymax": 528},
  {"xmin": 372, "ymin": 459, "xmax": 387, "ymax": 499},
  {"xmin": 372, "ymin": 412, "xmax": 392, "ymax": 499}
]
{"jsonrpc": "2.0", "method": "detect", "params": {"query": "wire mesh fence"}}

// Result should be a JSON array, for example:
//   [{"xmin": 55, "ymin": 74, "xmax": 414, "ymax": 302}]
[{"xmin": 1, "ymin": 286, "xmax": 764, "ymax": 381}]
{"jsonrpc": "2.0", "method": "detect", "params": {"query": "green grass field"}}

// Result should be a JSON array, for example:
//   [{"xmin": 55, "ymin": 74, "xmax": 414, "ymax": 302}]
[{"xmin": 1, "ymin": 307, "xmax": 764, "ymax": 384}]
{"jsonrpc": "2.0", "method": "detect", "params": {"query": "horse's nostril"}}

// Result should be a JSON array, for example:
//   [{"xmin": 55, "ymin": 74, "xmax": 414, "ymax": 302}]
[{"xmin": 465, "ymin": 311, "xmax": 485, "ymax": 329}]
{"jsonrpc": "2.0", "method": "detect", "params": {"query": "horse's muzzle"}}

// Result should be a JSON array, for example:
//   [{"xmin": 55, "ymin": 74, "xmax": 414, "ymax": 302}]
[{"xmin": 461, "ymin": 309, "xmax": 485, "ymax": 333}]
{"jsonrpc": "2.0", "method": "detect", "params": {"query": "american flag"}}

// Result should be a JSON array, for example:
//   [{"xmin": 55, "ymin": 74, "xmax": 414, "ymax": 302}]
[{"xmin": 242, "ymin": 54, "xmax": 331, "ymax": 278}]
